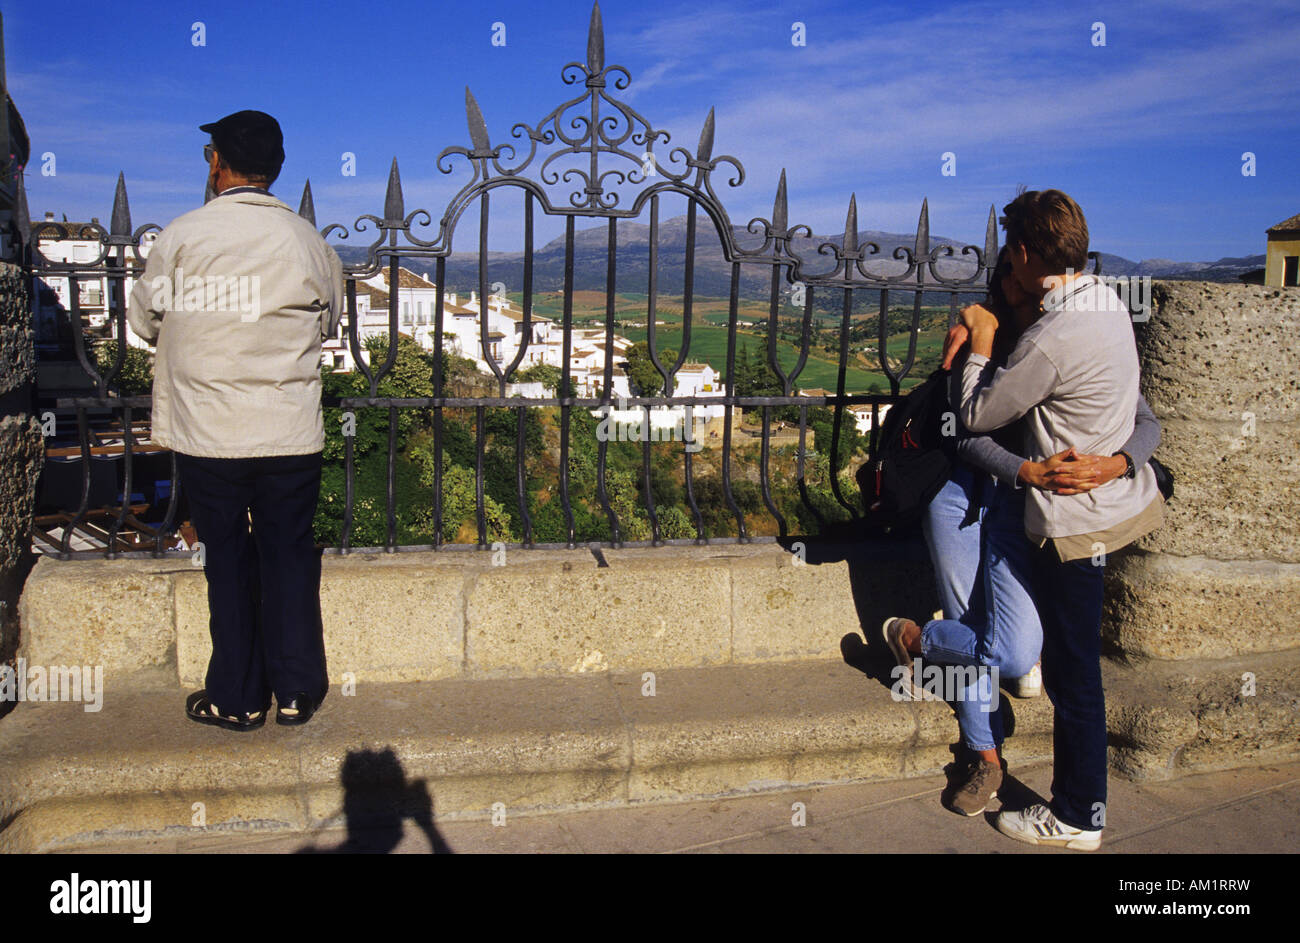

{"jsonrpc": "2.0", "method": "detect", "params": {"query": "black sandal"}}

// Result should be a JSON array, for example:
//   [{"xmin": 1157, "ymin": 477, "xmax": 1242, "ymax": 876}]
[
  {"xmin": 185, "ymin": 690, "xmax": 266, "ymax": 732},
  {"xmin": 276, "ymin": 691, "xmax": 322, "ymax": 726}
]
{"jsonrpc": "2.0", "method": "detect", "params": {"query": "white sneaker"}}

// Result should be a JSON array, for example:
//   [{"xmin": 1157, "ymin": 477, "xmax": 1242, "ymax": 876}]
[
  {"xmin": 996, "ymin": 803, "xmax": 1101, "ymax": 851},
  {"xmin": 1010, "ymin": 662, "xmax": 1042, "ymax": 698}
]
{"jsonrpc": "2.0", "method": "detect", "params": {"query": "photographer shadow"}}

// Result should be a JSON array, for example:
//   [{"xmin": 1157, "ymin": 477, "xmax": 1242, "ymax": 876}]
[{"xmin": 296, "ymin": 747, "xmax": 454, "ymax": 854}]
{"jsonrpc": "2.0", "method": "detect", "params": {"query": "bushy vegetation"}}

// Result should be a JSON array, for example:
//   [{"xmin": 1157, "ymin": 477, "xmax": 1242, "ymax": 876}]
[
  {"xmin": 93, "ymin": 341, "xmax": 154, "ymax": 395},
  {"xmin": 311, "ymin": 333, "xmax": 868, "ymax": 547}
]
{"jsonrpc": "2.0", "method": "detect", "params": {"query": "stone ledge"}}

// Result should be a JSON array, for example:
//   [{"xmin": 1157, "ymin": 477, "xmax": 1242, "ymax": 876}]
[
  {"xmin": 1105, "ymin": 647, "xmax": 1300, "ymax": 780},
  {"xmin": 18, "ymin": 542, "xmax": 939, "ymax": 685},
  {"xmin": 1104, "ymin": 550, "xmax": 1300, "ymax": 659}
]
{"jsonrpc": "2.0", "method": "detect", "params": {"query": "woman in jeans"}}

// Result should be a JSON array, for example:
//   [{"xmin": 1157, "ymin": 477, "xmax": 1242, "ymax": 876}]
[{"xmin": 883, "ymin": 249, "xmax": 1161, "ymax": 816}]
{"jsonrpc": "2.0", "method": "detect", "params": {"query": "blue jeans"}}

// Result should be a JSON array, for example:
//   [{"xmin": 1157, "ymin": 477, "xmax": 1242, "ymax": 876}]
[{"xmin": 919, "ymin": 464, "xmax": 1042, "ymax": 751}]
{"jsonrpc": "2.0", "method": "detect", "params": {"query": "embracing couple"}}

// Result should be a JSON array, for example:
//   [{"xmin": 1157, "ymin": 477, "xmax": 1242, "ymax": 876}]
[{"xmin": 882, "ymin": 189, "xmax": 1165, "ymax": 851}]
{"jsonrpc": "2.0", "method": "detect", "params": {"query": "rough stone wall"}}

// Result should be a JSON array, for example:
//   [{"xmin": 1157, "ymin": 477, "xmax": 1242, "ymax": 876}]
[
  {"xmin": 1105, "ymin": 281, "xmax": 1300, "ymax": 660},
  {"xmin": 0, "ymin": 263, "xmax": 42, "ymax": 673}
]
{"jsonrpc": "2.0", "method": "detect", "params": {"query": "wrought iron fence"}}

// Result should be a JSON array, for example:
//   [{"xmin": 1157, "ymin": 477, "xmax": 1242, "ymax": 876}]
[{"xmin": 26, "ymin": 2, "xmax": 1047, "ymax": 560}]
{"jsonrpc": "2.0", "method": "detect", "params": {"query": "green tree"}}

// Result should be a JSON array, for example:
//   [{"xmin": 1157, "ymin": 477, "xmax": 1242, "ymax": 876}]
[
  {"xmin": 732, "ymin": 344, "xmax": 783, "ymax": 399},
  {"xmin": 623, "ymin": 341, "xmax": 677, "ymax": 396},
  {"xmin": 93, "ymin": 341, "xmax": 153, "ymax": 395},
  {"xmin": 407, "ymin": 433, "xmax": 513, "ymax": 543},
  {"xmin": 514, "ymin": 362, "xmax": 562, "ymax": 393},
  {"xmin": 322, "ymin": 333, "xmax": 434, "ymax": 461}
]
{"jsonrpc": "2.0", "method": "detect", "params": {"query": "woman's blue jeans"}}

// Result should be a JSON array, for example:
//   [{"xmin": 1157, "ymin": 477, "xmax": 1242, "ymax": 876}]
[{"xmin": 919, "ymin": 464, "xmax": 1042, "ymax": 752}]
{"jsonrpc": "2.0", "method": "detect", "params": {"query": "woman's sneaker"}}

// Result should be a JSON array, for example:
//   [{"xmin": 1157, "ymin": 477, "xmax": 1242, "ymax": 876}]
[
  {"xmin": 948, "ymin": 758, "xmax": 1003, "ymax": 816},
  {"xmin": 1010, "ymin": 662, "xmax": 1042, "ymax": 698},
  {"xmin": 996, "ymin": 803, "xmax": 1102, "ymax": 851},
  {"xmin": 881, "ymin": 618, "xmax": 925, "ymax": 701}
]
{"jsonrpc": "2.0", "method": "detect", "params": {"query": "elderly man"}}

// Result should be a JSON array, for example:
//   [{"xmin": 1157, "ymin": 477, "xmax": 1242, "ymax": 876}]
[{"xmin": 128, "ymin": 110, "xmax": 343, "ymax": 731}]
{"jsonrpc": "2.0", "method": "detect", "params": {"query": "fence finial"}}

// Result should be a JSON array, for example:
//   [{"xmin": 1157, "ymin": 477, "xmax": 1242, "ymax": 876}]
[
  {"xmin": 110, "ymin": 172, "xmax": 131, "ymax": 236},
  {"xmin": 696, "ymin": 107, "xmax": 715, "ymax": 163},
  {"xmin": 984, "ymin": 204, "xmax": 998, "ymax": 265},
  {"xmin": 843, "ymin": 193, "xmax": 858, "ymax": 253},
  {"xmin": 587, "ymin": 2, "xmax": 604, "ymax": 74},
  {"xmin": 465, "ymin": 87, "xmax": 491, "ymax": 153},
  {"xmin": 384, "ymin": 157, "xmax": 404, "ymax": 221},
  {"xmin": 914, "ymin": 198, "xmax": 929, "ymax": 261},
  {"xmin": 298, "ymin": 178, "xmax": 316, "ymax": 226},
  {"xmin": 772, "ymin": 169, "xmax": 788, "ymax": 234}
]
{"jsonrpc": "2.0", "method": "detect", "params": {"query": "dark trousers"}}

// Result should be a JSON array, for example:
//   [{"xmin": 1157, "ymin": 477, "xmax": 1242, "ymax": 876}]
[
  {"xmin": 176, "ymin": 450, "xmax": 327, "ymax": 715},
  {"xmin": 1032, "ymin": 545, "xmax": 1108, "ymax": 832}
]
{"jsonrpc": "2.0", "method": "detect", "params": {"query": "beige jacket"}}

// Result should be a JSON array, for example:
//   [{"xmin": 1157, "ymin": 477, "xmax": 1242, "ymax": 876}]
[{"xmin": 128, "ymin": 189, "xmax": 344, "ymax": 458}]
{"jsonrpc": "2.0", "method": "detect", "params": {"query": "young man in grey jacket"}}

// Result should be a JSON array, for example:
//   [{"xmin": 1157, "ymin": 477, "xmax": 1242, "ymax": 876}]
[
  {"xmin": 128, "ymin": 110, "xmax": 344, "ymax": 731},
  {"xmin": 956, "ymin": 189, "xmax": 1163, "ymax": 850}
]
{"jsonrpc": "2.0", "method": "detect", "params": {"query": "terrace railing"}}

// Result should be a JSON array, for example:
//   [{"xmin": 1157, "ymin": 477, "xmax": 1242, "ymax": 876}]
[{"xmin": 25, "ymin": 2, "xmax": 1073, "ymax": 560}]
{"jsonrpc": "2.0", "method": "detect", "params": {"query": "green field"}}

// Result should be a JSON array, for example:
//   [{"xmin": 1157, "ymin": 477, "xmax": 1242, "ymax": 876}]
[{"xmin": 511, "ymin": 291, "xmax": 944, "ymax": 393}]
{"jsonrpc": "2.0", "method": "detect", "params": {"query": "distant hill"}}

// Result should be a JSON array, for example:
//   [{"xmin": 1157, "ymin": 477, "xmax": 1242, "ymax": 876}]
[
  {"xmin": 333, "ymin": 216, "xmax": 1263, "ymax": 303},
  {"xmin": 1093, "ymin": 252, "xmax": 1266, "ymax": 282}
]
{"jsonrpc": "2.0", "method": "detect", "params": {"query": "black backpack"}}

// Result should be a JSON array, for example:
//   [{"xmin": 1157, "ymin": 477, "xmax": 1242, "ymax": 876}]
[{"xmin": 857, "ymin": 368, "xmax": 957, "ymax": 533}]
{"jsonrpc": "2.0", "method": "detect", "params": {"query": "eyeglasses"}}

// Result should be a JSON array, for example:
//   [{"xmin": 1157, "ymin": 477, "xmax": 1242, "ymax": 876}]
[{"xmin": 203, "ymin": 144, "xmax": 215, "ymax": 164}]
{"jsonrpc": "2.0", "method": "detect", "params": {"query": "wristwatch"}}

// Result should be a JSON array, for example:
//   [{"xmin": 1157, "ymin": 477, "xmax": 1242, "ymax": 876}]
[{"xmin": 1113, "ymin": 450, "xmax": 1136, "ymax": 479}]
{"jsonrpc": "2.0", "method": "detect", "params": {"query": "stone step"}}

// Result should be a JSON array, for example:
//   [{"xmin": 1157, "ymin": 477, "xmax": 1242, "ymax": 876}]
[
  {"xmin": 0, "ymin": 657, "xmax": 1054, "ymax": 853},
  {"xmin": 4, "ymin": 648, "xmax": 1297, "ymax": 853}
]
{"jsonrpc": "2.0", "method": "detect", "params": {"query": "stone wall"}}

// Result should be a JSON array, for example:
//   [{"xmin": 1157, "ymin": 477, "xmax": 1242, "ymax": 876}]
[
  {"xmin": 17, "ymin": 543, "xmax": 937, "ymax": 686},
  {"xmin": 1103, "ymin": 281, "xmax": 1300, "ymax": 660},
  {"xmin": 0, "ymin": 262, "xmax": 42, "ymax": 678}
]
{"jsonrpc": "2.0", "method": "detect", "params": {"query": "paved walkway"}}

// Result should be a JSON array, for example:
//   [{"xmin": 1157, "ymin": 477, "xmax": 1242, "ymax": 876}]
[{"xmin": 60, "ymin": 759, "xmax": 1300, "ymax": 854}]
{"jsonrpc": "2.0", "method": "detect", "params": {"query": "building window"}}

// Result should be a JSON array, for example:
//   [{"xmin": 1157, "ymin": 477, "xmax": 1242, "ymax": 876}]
[{"xmin": 78, "ymin": 282, "xmax": 103, "ymax": 306}]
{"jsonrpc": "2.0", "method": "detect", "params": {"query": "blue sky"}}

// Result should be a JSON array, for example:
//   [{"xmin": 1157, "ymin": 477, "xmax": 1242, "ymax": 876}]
[{"xmin": 8, "ymin": 0, "xmax": 1298, "ymax": 261}]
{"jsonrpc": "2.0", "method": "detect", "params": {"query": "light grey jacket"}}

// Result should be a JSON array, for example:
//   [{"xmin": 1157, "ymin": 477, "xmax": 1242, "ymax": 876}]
[
  {"xmin": 958, "ymin": 275, "xmax": 1160, "ymax": 539},
  {"xmin": 127, "ymin": 189, "xmax": 344, "ymax": 458}
]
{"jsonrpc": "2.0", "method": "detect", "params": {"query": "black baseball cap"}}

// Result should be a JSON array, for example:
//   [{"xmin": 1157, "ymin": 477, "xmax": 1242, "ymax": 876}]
[{"xmin": 199, "ymin": 110, "xmax": 285, "ymax": 176}]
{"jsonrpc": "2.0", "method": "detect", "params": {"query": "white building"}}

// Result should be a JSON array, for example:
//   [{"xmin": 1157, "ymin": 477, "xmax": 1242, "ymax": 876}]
[
  {"xmin": 335, "ymin": 267, "xmax": 569, "ymax": 379},
  {"xmin": 32, "ymin": 213, "xmax": 157, "ymax": 352},
  {"xmin": 847, "ymin": 402, "xmax": 891, "ymax": 434}
]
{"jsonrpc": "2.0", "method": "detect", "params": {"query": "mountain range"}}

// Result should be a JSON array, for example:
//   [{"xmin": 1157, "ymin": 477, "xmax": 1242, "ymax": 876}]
[{"xmin": 332, "ymin": 215, "xmax": 1265, "ymax": 303}]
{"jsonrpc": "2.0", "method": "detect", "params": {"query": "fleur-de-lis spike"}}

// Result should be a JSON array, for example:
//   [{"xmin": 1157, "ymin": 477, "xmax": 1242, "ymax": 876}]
[
  {"xmin": 384, "ymin": 157, "xmax": 404, "ymax": 221},
  {"xmin": 843, "ymin": 193, "xmax": 858, "ymax": 254},
  {"xmin": 587, "ymin": 2, "xmax": 604, "ymax": 74},
  {"xmin": 984, "ymin": 204, "xmax": 998, "ymax": 262},
  {"xmin": 914, "ymin": 198, "xmax": 930, "ymax": 260},
  {"xmin": 110, "ymin": 172, "xmax": 131, "ymax": 236},
  {"xmin": 298, "ymin": 179, "xmax": 316, "ymax": 226},
  {"xmin": 465, "ymin": 87, "xmax": 491, "ymax": 153},
  {"xmin": 696, "ymin": 107, "xmax": 715, "ymax": 163},
  {"xmin": 772, "ymin": 170, "xmax": 788, "ymax": 234}
]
